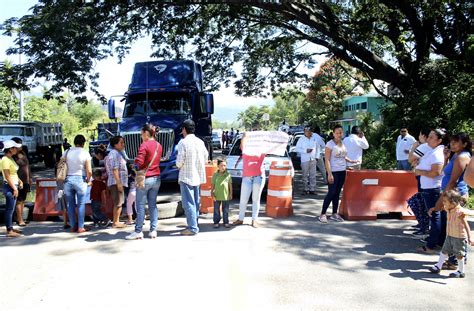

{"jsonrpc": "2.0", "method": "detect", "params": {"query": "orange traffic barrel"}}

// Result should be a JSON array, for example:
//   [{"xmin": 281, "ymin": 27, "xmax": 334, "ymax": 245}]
[
  {"xmin": 339, "ymin": 170, "xmax": 417, "ymax": 220},
  {"xmin": 266, "ymin": 161, "xmax": 294, "ymax": 217},
  {"xmin": 200, "ymin": 160, "xmax": 218, "ymax": 213}
]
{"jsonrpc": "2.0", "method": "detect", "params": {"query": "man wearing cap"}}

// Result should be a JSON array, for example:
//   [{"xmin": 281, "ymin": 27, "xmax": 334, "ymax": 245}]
[
  {"xmin": 176, "ymin": 119, "xmax": 209, "ymax": 235},
  {"xmin": 1, "ymin": 140, "xmax": 24, "ymax": 237},
  {"xmin": 295, "ymin": 126, "xmax": 321, "ymax": 195}
]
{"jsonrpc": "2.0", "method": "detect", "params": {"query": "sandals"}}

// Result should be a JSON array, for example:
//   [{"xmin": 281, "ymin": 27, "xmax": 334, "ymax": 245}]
[{"xmin": 112, "ymin": 223, "xmax": 127, "ymax": 229}]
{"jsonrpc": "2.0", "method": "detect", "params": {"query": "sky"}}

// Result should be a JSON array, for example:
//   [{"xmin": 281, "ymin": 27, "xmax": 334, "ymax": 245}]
[{"xmin": 1, "ymin": 0, "xmax": 327, "ymax": 123}]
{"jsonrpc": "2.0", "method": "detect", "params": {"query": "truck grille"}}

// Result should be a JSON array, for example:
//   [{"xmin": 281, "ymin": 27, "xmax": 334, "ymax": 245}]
[{"xmin": 123, "ymin": 129, "xmax": 175, "ymax": 161}]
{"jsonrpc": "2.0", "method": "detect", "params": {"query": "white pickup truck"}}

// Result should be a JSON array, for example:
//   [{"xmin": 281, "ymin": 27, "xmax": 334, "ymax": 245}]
[{"xmin": 0, "ymin": 121, "xmax": 64, "ymax": 168}]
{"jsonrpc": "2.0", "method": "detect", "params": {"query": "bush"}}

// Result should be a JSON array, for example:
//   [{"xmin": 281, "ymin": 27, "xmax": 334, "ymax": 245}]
[{"xmin": 362, "ymin": 147, "xmax": 396, "ymax": 170}]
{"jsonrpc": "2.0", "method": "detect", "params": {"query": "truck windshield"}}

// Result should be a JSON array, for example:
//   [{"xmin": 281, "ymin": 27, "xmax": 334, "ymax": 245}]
[
  {"xmin": 0, "ymin": 127, "xmax": 24, "ymax": 136},
  {"xmin": 124, "ymin": 92, "xmax": 191, "ymax": 117}
]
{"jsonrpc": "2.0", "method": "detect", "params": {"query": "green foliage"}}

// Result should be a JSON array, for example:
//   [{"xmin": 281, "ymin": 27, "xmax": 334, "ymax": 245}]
[
  {"xmin": 212, "ymin": 119, "xmax": 240, "ymax": 131},
  {"xmin": 2, "ymin": 1, "xmax": 472, "ymax": 100},
  {"xmin": 382, "ymin": 59, "xmax": 474, "ymax": 136},
  {"xmin": 270, "ymin": 88, "xmax": 305, "ymax": 126},
  {"xmin": 362, "ymin": 147, "xmax": 396, "ymax": 170},
  {"xmin": 71, "ymin": 101, "xmax": 105, "ymax": 129},
  {"xmin": 0, "ymin": 86, "xmax": 19, "ymax": 121},
  {"xmin": 303, "ymin": 58, "xmax": 369, "ymax": 129},
  {"xmin": 237, "ymin": 105, "xmax": 272, "ymax": 130}
]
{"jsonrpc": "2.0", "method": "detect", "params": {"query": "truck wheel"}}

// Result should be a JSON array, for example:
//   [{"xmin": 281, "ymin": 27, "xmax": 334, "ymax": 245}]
[{"xmin": 157, "ymin": 200, "xmax": 184, "ymax": 219}]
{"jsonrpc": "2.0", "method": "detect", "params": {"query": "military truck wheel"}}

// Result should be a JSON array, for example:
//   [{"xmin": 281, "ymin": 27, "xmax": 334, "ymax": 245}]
[{"xmin": 157, "ymin": 200, "xmax": 184, "ymax": 219}]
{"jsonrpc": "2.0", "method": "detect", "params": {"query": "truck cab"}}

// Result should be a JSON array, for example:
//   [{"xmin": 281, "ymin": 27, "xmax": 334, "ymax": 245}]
[
  {"xmin": 0, "ymin": 124, "xmax": 36, "ymax": 155},
  {"xmin": 108, "ymin": 60, "xmax": 214, "ymax": 181}
]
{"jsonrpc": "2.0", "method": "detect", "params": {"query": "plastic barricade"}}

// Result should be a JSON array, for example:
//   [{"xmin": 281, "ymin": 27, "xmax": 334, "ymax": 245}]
[
  {"xmin": 266, "ymin": 161, "xmax": 293, "ymax": 217},
  {"xmin": 200, "ymin": 161, "xmax": 218, "ymax": 213},
  {"xmin": 33, "ymin": 179, "xmax": 62, "ymax": 221},
  {"xmin": 339, "ymin": 170, "xmax": 417, "ymax": 220}
]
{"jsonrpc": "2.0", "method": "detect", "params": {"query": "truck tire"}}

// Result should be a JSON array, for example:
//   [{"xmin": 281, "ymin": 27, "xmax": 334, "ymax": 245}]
[{"xmin": 156, "ymin": 200, "xmax": 184, "ymax": 219}]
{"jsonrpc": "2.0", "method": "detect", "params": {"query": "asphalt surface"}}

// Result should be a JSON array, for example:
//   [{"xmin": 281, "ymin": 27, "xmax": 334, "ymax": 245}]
[{"xmin": 1, "ymin": 161, "xmax": 473, "ymax": 310}]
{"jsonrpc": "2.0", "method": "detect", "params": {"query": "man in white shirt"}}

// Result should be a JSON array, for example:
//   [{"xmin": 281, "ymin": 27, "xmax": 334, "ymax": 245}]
[
  {"xmin": 176, "ymin": 120, "xmax": 209, "ymax": 235},
  {"xmin": 396, "ymin": 127, "xmax": 416, "ymax": 170},
  {"xmin": 313, "ymin": 126, "xmax": 327, "ymax": 184},
  {"xmin": 343, "ymin": 126, "xmax": 369, "ymax": 170},
  {"xmin": 295, "ymin": 126, "xmax": 320, "ymax": 194}
]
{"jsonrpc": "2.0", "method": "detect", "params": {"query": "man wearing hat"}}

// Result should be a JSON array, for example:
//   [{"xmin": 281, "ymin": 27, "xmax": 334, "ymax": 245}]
[
  {"xmin": 176, "ymin": 119, "xmax": 209, "ymax": 235},
  {"xmin": 1, "ymin": 140, "xmax": 23, "ymax": 237},
  {"xmin": 295, "ymin": 126, "xmax": 321, "ymax": 195}
]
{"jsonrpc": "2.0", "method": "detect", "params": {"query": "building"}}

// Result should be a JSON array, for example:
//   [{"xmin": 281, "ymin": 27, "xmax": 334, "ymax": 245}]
[{"xmin": 331, "ymin": 94, "xmax": 390, "ymax": 135}]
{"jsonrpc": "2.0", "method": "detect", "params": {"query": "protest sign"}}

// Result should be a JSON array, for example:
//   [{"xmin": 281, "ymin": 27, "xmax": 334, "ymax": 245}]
[{"xmin": 242, "ymin": 131, "xmax": 289, "ymax": 156}]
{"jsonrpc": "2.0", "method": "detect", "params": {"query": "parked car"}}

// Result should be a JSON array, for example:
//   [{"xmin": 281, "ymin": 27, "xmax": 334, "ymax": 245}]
[
  {"xmin": 288, "ymin": 134, "xmax": 303, "ymax": 170},
  {"xmin": 225, "ymin": 135, "xmax": 294, "ymax": 192},
  {"xmin": 212, "ymin": 131, "xmax": 221, "ymax": 149}
]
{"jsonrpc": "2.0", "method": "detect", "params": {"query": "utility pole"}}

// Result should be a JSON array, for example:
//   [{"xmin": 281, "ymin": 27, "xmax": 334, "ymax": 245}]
[{"xmin": 18, "ymin": 30, "xmax": 24, "ymax": 121}]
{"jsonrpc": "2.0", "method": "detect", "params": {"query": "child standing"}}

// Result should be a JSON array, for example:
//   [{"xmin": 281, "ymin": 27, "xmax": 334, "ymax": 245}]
[
  {"xmin": 90, "ymin": 169, "xmax": 110, "ymax": 228},
  {"xmin": 212, "ymin": 159, "xmax": 232, "ymax": 228},
  {"xmin": 429, "ymin": 190, "xmax": 473, "ymax": 278},
  {"xmin": 125, "ymin": 164, "xmax": 136, "ymax": 225}
]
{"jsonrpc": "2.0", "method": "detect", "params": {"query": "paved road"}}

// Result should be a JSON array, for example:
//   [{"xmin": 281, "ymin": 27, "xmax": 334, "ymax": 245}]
[{"xmin": 1, "ymin": 169, "xmax": 473, "ymax": 311}]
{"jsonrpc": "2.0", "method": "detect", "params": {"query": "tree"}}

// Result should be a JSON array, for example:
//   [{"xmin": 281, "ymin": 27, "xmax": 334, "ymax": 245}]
[
  {"xmin": 270, "ymin": 88, "xmax": 305, "ymax": 126},
  {"xmin": 0, "ymin": 86, "xmax": 18, "ymax": 121},
  {"xmin": 303, "ymin": 58, "xmax": 369, "ymax": 129},
  {"xmin": 2, "ymin": 1, "xmax": 472, "ymax": 98},
  {"xmin": 70, "ymin": 101, "xmax": 106, "ymax": 129},
  {"xmin": 238, "ymin": 105, "xmax": 272, "ymax": 130}
]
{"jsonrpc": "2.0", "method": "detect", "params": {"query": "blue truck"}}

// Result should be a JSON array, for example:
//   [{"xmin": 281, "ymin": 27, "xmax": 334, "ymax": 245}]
[{"xmin": 107, "ymin": 60, "xmax": 214, "ymax": 181}]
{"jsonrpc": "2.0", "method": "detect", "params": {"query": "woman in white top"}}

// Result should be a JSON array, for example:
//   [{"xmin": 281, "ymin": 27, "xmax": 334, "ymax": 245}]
[
  {"xmin": 63, "ymin": 135, "xmax": 92, "ymax": 233},
  {"xmin": 414, "ymin": 129, "xmax": 448, "ymax": 253},
  {"xmin": 319, "ymin": 125, "xmax": 358, "ymax": 224}
]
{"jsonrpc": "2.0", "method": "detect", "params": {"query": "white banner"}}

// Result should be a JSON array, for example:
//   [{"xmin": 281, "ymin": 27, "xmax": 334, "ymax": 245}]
[{"xmin": 242, "ymin": 131, "xmax": 289, "ymax": 156}]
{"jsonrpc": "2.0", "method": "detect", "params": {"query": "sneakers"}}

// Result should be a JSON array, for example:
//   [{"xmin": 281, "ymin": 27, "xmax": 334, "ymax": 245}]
[
  {"xmin": 412, "ymin": 230, "xmax": 428, "ymax": 236},
  {"xmin": 319, "ymin": 215, "xmax": 328, "ymax": 224},
  {"xmin": 330, "ymin": 214, "xmax": 344, "ymax": 222},
  {"xmin": 251, "ymin": 220, "xmax": 259, "ymax": 228},
  {"xmin": 149, "ymin": 231, "xmax": 157, "ymax": 239},
  {"xmin": 429, "ymin": 265, "xmax": 441, "ymax": 274},
  {"xmin": 125, "ymin": 231, "xmax": 144, "ymax": 240},
  {"xmin": 224, "ymin": 223, "xmax": 230, "ymax": 228},
  {"xmin": 233, "ymin": 219, "xmax": 244, "ymax": 226},
  {"xmin": 449, "ymin": 271, "xmax": 465, "ymax": 278},
  {"xmin": 6, "ymin": 230, "xmax": 21, "ymax": 238},
  {"xmin": 180, "ymin": 229, "xmax": 196, "ymax": 236},
  {"xmin": 213, "ymin": 224, "xmax": 220, "ymax": 229}
]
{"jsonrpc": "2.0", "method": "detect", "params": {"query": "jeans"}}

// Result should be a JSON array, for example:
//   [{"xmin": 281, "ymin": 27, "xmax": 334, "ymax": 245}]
[
  {"xmin": 422, "ymin": 188, "xmax": 444, "ymax": 249},
  {"xmin": 214, "ymin": 200, "xmax": 230, "ymax": 224},
  {"xmin": 135, "ymin": 176, "xmax": 161, "ymax": 233},
  {"xmin": 397, "ymin": 160, "xmax": 411, "ymax": 170},
  {"xmin": 321, "ymin": 171, "xmax": 346, "ymax": 215},
  {"xmin": 3, "ymin": 184, "xmax": 17, "ymax": 231},
  {"xmin": 180, "ymin": 182, "xmax": 201, "ymax": 234},
  {"xmin": 90, "ymin": 200, "xmax": 108, "ymax": 224},
  {"xmin": 64, "ymin": 176, "xmax": 88, "ymax": 229},
  {"xmin": 301, "ymin": 160, "xmax": 317, "ymax": 192},
  {"xmin": 238, "ymin": 176, "xmax": 265, "ymax": 221}
]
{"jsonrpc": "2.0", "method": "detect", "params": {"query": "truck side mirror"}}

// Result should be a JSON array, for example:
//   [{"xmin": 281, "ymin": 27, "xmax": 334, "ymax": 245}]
[
  {"xmin": 200, "ymin": 93, "xmax": 214, "ymax": 115},
  {"xmin": 108, "ymin": 99, "xmax": 116, "ymax": 119}
]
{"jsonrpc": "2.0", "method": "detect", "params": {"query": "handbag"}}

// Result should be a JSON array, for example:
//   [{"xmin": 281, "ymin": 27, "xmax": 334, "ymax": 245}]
[
  {"xmin": 56, "ymin": 149, "xmax": 69, "ymax": 182},
  {"xmin": 135, "ymin": 141, "xmax": 159, "ymax": 189}
]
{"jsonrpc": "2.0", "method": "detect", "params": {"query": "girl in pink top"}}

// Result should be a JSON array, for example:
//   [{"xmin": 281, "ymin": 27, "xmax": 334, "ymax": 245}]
[{"xmin": 233, "ymin": 133, "xmax": 266, "ymax": 228}]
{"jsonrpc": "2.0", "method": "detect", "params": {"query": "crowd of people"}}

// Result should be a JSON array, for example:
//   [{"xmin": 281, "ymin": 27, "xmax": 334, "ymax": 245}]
[{"xmin": 2, "ymin": 122, "xmax": 473, "ymax": 277}]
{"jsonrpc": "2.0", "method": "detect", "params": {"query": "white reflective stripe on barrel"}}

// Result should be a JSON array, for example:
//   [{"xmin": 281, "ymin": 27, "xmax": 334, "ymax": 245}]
[
  {"xmin": 267, "ymin": 189, "xmax": 292, "ymax": 197},
  {"xmin": 269, "ymin": 169, "xmax": 292, "ymax": 176},
  {"xmin": 201, "ymin": 190, "xmax": 212, "ymax": 197}
]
